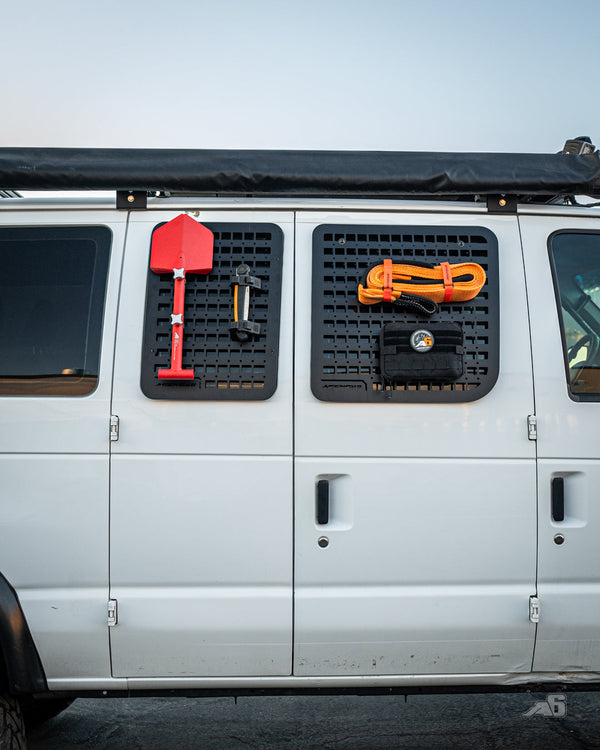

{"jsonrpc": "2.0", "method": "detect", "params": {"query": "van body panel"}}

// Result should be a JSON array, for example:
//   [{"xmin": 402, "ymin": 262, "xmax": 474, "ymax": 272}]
[
  {"xmin": 293, "ymin": 212, "xmax": 537, "ymax": 675},
  {"xmin": 294, "ymin": 213, "xmax": 535, "ymax": 459},
  {"xmin": 109, "ymin": 455, "xmax": 293, "ymax": 677},
  {"xmin": 294, "ymin": 457, "xmax": 536, "ymax": 675},
  {"xmin": 109, "ymin": 212, "xmax": 293, "ymax": 456},
  {"xmin": 1, "ymin": 196, "xmax": 599, "ymax": 689},
  {"xmin": 109, "ymin": 211, "xmax": 294, "ymax": 677},
  {"xmin": 0, "ymin": 211, "xmax": 127, "ymax": 681},
  {"xmin": 520, "ymin": 216, "xmax": 600, "ymax": 671},
  {"xmin": 18, "ymin": 588, "xmax": 111, "ymax": 680}
]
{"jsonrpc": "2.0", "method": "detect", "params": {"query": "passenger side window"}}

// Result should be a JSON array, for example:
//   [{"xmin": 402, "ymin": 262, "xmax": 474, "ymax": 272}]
[
  {"xmin": 0, "ymin": 226, "xmax": 111, "ymax": 396},
  {"xmin": 550, "ymin": 232, "xmax": 600, "ymax": 400}
]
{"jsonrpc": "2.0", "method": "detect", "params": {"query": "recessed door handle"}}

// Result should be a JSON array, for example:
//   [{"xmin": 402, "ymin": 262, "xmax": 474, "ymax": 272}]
[
  {"xmin": 316, "ymin": 479, "xmax": 329, "ymax": 525},
  {"xmin": 552, "ymin": 477, "xmax": 565, "ymax": 522}
]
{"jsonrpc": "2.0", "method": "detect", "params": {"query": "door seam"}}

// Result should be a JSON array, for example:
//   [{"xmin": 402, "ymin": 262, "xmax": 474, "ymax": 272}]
[
  {"xmin": 107, "ymin": 210, "xmax": 132, "ymax": 678},
  {"xmin": 291, "ymin": 210, "xmax": 297, "ymax": 676},
  {"xmin": 517, "ymin": 214, "xmax": 540, "ymax": 672}
]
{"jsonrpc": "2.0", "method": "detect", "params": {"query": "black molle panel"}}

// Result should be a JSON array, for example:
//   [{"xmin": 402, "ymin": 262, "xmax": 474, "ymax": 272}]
[
  {"xmin": 141, "ymin": 222, "xmax": 283, "ymax": 400},
  {"xmin": 311, "ymin": 225, "xmax": 499, "ymax": 403}
]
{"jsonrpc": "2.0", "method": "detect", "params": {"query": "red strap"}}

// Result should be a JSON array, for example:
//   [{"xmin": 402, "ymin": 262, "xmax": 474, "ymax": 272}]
[
  {"xmin": 440, "ymin": 262, "xmax": 453, "ymax": 302},
  {"xmin": 382, "ymin": 258, "xmax": 393, "ymax": 302}
]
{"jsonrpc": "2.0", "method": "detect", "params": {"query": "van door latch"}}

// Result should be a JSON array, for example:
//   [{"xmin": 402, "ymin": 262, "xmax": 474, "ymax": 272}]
[
  {"xmin": 529, "ymin": 596, "xmax": 540, "ymax": 623},
  {"xmin": 527, "ymin": 415, "xmax": 537, "ymax": 441},
  {"xmin": 108, "ymin": 599, "xmax": 118, "ymax": 627},
  {"xmin": 110, "ymin": 415, "xmax": 120, "ymax": 442}
]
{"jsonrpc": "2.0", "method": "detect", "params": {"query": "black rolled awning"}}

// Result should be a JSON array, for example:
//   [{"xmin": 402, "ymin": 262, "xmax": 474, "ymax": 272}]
[{"xmin": 0, "ymin": 147, "xmax": 599, "ymax": 199}]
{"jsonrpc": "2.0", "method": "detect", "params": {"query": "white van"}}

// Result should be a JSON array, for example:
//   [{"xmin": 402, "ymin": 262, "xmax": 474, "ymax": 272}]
[{"xmin": 0, "ymin": 140, "xmax": 599, "ymax": 746}]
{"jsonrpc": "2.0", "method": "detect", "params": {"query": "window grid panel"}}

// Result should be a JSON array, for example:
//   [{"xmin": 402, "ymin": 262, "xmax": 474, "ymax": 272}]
[
  {"xmin": 141, "ymin": 223, "xmax": 284, "ymax": 401},
  {"xmin": 311, "ymin": 225, "xmax": 499, "ymax": 403}
]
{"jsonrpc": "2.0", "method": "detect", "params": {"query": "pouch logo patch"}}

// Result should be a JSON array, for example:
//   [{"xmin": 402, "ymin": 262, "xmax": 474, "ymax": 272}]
[{"xmin": 410, "ymin": 329, "xmax": 434, "ymax": 352}]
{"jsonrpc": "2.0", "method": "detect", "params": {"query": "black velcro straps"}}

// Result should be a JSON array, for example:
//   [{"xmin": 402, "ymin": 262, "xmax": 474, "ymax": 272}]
[{"xmin": 379, "ymin": 322, "xmax": 464, "ymax": 384}]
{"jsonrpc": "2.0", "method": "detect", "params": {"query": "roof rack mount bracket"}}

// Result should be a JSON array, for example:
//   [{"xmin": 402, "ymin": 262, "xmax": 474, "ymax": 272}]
[
  {"xmin": 116, "ymin": 190, "xmax": 147, "ymax": 210},
  {"xmin": 487, "ymin": 195, "xmax": 517, "ymax": 214}
]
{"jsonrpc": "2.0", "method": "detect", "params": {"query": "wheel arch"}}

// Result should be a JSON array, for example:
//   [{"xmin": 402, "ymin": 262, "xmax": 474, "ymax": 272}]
[{"xmin": 0, "ymin": 572, "xmax": 47, "ymax": 695}]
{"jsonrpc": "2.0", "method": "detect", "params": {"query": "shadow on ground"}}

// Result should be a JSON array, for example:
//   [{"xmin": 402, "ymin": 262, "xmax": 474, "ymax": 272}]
[{"xmin": 28, "ymin": 692, "xmax": 600, "ymax": 749}]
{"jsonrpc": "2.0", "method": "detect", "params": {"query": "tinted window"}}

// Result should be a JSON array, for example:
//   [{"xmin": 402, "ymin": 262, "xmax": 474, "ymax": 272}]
[
  {"xmin": 0, "ymin": 226, "xmax": 111, "ymax": 396},
  {"xmin": 550, "ymin": 232, "xmax": 600, "ymax": 401}
]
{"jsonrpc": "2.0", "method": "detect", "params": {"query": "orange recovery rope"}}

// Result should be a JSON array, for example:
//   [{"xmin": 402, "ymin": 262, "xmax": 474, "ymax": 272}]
[{"xmin": 358, "ymin": 260, "xmax": 486, "ymax": 315}]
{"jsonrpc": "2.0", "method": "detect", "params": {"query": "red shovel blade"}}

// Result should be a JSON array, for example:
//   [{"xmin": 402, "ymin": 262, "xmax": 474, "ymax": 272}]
[
  {"xmin": 150, "ymin": 215, "xmax": 214, "ymax": 381},
  {"xmin": 151, "ymin": 213, "xmax": 213, "ymax": 273}
]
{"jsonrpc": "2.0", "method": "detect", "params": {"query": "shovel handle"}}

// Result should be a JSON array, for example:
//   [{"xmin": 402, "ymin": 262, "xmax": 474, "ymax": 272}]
[{"xmin": 158, "ymin": 270, "xmax": 195, "ymax": 381}]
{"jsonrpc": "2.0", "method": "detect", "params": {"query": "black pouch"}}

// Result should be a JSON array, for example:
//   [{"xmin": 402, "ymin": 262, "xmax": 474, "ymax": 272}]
[{"xmin": 379, "ymin": 322, "xmax": 464, "ymax": 384}]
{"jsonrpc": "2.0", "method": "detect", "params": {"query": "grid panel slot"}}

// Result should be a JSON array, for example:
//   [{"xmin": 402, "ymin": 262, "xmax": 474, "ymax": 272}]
[
  {"xmin": 141, "ymin": 223, "xmax": 283, "ymax": 400},
  {"xmin": 311, "ymin": 225, "xmax": 499, "ymax": 403}
]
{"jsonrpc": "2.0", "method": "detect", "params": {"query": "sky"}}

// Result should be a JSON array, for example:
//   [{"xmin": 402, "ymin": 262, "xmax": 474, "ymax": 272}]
[{"xmin": 1, "ymin": 0, "xmax": 599, "ymax": 154}]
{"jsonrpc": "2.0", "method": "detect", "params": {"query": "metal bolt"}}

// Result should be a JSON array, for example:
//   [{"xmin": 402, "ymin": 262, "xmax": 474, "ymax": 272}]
[
  {"xmin": 499, "ymin": 198, "xmax": 507, "ymax": 207},
  {"xmin": 127, "ymin": 194, "xmax": 135, "ymax": 203}
]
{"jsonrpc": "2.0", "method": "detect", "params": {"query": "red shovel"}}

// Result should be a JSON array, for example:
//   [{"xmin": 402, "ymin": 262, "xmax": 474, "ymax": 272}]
[{"xmin": 150, "ymin": 214, "xmax": 214, "ymax": 380}]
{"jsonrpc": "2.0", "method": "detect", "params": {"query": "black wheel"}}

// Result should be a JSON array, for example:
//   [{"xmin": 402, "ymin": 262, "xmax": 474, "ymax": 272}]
[
  {"xmin": 0, "ymin": 693, "xmax": 25, "ymax": 750},
  {"xmin": 22, "ymin": 696, "xmax": 74, "ymax": 728}
]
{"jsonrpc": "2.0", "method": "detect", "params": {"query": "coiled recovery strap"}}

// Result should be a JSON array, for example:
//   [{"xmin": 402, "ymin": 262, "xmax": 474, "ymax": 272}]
[{"xmin": 358, "ymin": 259, "xmax": 486, "ymax": 315}]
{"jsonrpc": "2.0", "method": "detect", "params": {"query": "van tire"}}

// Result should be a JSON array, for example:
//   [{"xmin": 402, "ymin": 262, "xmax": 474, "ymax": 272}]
[{"xmin": 0, "ymin": 693, "xmax": 25, "ymax": 750}]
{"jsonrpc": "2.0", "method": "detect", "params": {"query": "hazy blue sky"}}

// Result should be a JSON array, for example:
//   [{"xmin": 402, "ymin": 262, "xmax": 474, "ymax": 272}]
[{"xmin": 1, "ymin": 0, "xmax": 599, "ymax": 153}]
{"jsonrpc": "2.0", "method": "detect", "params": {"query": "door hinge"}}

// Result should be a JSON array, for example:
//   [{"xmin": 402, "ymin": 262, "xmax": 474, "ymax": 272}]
[
  {"xmin": 527, "ymin": 415, "xmax": 537, "ymax": 441},
  {"xmin": 108, "ymin": 599, "xmax": 118, "ymax": 627},
  {"xmin": 529, "ymin": 596, "xmax": 540, "ymax": 623},
  {"xmin": 110, "ymin": 415, "xmax": 119, "ymax": 442}
]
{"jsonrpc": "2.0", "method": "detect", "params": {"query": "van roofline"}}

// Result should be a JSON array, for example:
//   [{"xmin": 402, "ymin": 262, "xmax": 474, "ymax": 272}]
[{"xmin": 2, "ymin": 195, "xmax": 600, "ymax": 219}]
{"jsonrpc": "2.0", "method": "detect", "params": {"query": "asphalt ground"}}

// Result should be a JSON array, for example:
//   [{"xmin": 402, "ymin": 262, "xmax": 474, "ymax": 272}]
[{"xmin": 28, "ymin": 691, "xmax": 600, "ymax": 749}]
